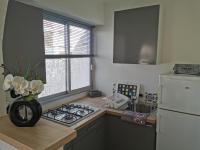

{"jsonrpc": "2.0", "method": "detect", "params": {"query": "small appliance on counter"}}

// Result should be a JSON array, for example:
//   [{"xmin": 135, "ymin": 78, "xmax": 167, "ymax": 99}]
[
  {"xmin": 115, "ymin": 83, "xmax": 140, "ymax": 102},
  {"xmin": 88, "ymin": 90, "xmax": 102, "ymax": 98},
  {"xmin": 173, "ymin": 64, "xmax": 200, "ymax": 76},
  {"xmin": 103, "ymin": 93, "xmax": 130, "ymax": 110},
  {"xmin": 103, "ymin": 82, "xmax": 140, "ymax": 110}
]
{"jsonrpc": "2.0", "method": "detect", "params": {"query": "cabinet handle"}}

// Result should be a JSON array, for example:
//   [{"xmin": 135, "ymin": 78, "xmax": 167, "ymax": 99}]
[
  {"xmin": 185, "ymin": 86, "xmax": 190, "ymax": 90},
  {"xmin": 156, "ymin": 114, "xmax": 161, "ymax": 134},
  {"xmin": 87, "ymin": 122, "xmax": 99, "ymax": 132}
]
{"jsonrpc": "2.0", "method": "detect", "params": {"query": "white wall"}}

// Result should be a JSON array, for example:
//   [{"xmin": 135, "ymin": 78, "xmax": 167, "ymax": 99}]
[
  {"xmin": 17, "ymin": 0, "xmax": 105, "ymax": 25},
  {"xmin": 1, "ymin": 0, "xmax": 199, "ymax": 105},
  {"xmin": 0, "ymin": 0, "xmax": 8, "ymax": 117},
  {"xmin": 94, "ymin": 0, "xmax": 200, "ymax": 96},
  {"xmin": 161, "ymin": 0, "xmax": 200, "ymax": 63}
]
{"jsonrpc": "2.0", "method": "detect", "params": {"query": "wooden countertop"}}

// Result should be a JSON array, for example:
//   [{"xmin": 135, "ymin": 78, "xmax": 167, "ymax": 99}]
[
  {"xmin": 68, "ymin": 97, "xmax": 156, "ymax": 130},
  {"xmin": 0, "ymin": 96, "xmax": 156, "ymax": 150},
  {"xmin": 0, "ymin": 117, "xmax": 76, "ymax": 150}
]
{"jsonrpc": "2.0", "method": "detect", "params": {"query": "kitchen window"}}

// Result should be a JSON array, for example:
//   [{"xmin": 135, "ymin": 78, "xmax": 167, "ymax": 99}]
[{"xmin": 39, "ymin": 12, "xmax": 93, "ymax": 100}]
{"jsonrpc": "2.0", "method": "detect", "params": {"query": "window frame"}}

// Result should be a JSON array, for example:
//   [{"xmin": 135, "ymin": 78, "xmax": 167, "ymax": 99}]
[{"xmin": 39, "ymin": 11, "xmax": 94, "ymax": 103}]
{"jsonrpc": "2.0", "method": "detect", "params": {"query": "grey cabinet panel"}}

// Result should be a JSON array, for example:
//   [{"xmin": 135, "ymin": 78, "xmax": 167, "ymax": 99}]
[
  {"xmin": 106, "ymin": 115, "xmax": 156, "ymax": 150},
  {"xmin": 64, "ymin": 142, "xmax": 73, "ymax": 150},
  {"xmin": 73, "ymin": 126, "xmax": 105, "ymax": 150},
  {"xmin": 64, "ymin": 115, "xmax": 156, "ymax": 150},
  {"xmin": 3, "ymin": 0, "xmax": 46, "ymax": 81},
  {"xmin": 113, "ymin": 5, "xmax": 159, "ymax": 65},
  {"xmin": 64, "ymin": 117, "xmax": 106, "ymax": 150}
]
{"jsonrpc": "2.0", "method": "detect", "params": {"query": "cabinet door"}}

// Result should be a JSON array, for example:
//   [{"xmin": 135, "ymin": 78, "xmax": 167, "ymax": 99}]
[
  {"xmin": 106, "ymin": 115, "xmax": 156, "ymax": 150},
  {"xmin": 72, "ymin": 117, "xmax": 106, "ymax": 150},
  {"xmin": 160, "ymin": 76, "xmax": 200, "ymax": 115},
  {"xmin": 157, "ymin": 109, "xmax": 200, "ymax": 150},
  {"xmin": 63, "ymin": 142, "xmax": 73, "ymax": 150}
]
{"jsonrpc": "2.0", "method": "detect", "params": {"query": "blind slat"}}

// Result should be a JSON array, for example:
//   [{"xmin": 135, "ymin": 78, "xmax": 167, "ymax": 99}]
[
  {"xmin": 43, "ymin": 18, "xmax": 91, "ymax": 55},
  {"xmin": 70, "ymin": 25, "xmax": 90, "ymax": 55}
]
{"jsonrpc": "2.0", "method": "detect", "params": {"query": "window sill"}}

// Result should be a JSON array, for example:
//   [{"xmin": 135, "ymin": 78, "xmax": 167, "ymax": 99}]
[{"xmin": 39, "ymin": 87, "xmax": 90, "ymax": 110}]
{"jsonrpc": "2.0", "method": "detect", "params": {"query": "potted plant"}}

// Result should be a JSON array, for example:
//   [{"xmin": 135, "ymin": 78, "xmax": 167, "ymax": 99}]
[{"xmin": 2, "ymin": 65, "xmax": 44, "ymax": 127}]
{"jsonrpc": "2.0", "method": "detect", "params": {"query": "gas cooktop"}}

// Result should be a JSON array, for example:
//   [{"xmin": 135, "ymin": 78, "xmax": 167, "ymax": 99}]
[{"xmin": 42, "ymin": 103, "xmax": 100, "ymax": 126}]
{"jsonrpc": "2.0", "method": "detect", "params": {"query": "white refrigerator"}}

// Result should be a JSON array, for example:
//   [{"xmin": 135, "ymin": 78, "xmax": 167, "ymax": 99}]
[{"xmin": 156, "ymin": 74, "xmax": 200, "ymax": 150}]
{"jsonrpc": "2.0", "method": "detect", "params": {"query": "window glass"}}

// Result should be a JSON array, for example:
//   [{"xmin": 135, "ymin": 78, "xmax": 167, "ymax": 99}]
[
  {"xmin": 43, "ymin": 19, "xmax": 67, "ymax": 55},
  {"xmin": 70, "ymin": 25, "xmax": 90, "ymax": 55},
  {"xmin": 70, "ymin": 58, "xmax": 90, "ymax": 90},
  {"xmin": 40, "ymin": 13, "xmax": 92, "ymax": 99},
  {"xmin": 39, "ymin": 59, "xmax": 67, "ymax": 98}
]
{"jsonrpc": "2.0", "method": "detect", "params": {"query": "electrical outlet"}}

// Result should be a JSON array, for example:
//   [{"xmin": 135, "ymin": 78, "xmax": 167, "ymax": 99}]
[{"xmin": 145, "ymin": 92, "xmax": 158, "ymax": 102}]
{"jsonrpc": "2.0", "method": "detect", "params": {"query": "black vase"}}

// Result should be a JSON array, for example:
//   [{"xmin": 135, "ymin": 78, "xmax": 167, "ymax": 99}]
[{"xmin": 8, "ymin": 98, "xmax": 42, "ymax": 127}]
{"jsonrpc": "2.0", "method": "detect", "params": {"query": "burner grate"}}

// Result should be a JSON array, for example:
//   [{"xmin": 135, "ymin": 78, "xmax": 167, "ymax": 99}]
[{"xmin": 42, "ymin": 103, "xmax": 99, "ymax": 126}]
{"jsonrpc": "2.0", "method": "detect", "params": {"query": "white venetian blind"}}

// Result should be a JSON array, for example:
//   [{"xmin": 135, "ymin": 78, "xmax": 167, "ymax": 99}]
[
  {"xmin": 69, "ymin": 25, "xmax": 91, "ymax": 90},
  {"xmin": 70, "ymin": 25, "xmax": 91, "ymax": 55},
  {"xmin": 43, "ymin": 19, "xmax": 67, "ymax": 55},
  {"xmin": 40, "ymin": 13, "xmax": 92, "ymax": 98}
]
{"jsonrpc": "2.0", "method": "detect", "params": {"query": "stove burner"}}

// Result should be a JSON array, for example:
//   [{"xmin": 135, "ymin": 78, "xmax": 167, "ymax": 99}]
[
  {"xmin": 63, "ymin": 114, "xmax": 74, "ymax": 120},
  {"xmin": 42, "ymin": 103, "xmax": 99, "ymax": 126},
  {"xmin": 79, "ymin": 110, "xmax": 85, "ymax": 114},
  {"xmin": 76, "ymin": 110, "xmax": 88, "ymax": 116},
  {"xmin": 50, "ymin": 110, "xmax": 59, "ymax": 116}
]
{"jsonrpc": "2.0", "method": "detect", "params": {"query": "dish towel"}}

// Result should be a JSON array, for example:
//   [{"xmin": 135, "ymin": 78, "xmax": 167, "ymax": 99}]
[{"xmin": 121, "ymin": 111, "xmax": 148, "ymax": 125}]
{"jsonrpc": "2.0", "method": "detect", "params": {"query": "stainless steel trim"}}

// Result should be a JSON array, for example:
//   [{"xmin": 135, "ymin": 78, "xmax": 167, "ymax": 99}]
[{"xmin": 45, "ymin": 54, "xmax": 94, "ymax": 58}]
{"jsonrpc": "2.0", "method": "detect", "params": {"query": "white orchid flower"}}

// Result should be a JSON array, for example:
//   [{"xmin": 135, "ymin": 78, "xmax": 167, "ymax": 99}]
[
  {"xmin": 3, "ymin": 74, "xmax": 14, "ymax": 91},
  {"xmin": 29, "ymin": 80, "xmax": 44, "ymax": 95},
  {"xmin": 22, "ymin": 88, "xmax": 30, "ymax": 96},
  {"xmin": 12, "ymin": 76, "xmax": 29, "ymax": 95}
]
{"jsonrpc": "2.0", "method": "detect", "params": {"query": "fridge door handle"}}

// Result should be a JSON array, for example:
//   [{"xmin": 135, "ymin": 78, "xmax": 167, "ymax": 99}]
[
  {"xmin": 156, "ymin": 114, "xmax": 161, "ymax": 134},
  {"xmin": 158, "ymin": 84, "xmax": 163, "ymax": 104}
]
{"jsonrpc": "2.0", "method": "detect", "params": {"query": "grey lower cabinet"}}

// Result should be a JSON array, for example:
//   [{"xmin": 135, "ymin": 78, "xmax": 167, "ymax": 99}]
[
  {"xmin": 64, "ymin": 117, "xmax": 106, "ymax": 150},
  {"xmin": 106, "ymin": 115, "xmax": 156, "ymax": 150},
  {"xmin": 64, "ymin": 115, "xmax": 156, "ymax": 150}
]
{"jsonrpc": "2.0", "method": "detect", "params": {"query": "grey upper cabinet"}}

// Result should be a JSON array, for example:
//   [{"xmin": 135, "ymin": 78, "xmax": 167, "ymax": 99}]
[
  {"xmin": 113, "ymin": 5, "xmax": 160, "ymax": 65},
  {"xmin": 3, "ymin": 0, "xmax": 46, "ymax": 81}
]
